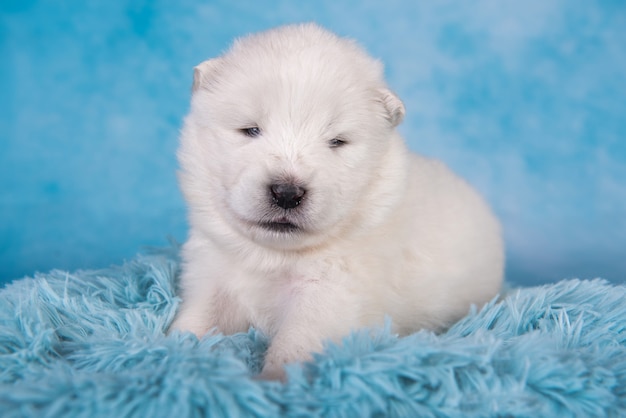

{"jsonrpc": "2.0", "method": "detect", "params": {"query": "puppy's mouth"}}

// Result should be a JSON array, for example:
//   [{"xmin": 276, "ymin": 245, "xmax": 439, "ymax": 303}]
[{"xmin": 258, "ymin": 219, "xmax": 301, "ymax": 233}]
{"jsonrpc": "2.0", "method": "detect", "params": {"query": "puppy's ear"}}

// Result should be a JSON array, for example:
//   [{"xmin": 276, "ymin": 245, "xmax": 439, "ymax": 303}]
[
  {"xmin": 192, "ymin": 59, "xmax": 221, "ymax": 93},
  {"xmin": 379, "ymin": 88, "xmax": 405, "ymax": 128}
]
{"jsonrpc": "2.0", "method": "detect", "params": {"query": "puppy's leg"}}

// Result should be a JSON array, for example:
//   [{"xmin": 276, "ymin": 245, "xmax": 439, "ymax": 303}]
[
  {"xmin": 170, "ymin": 271, "xmax": 252, "ymax": 338},
  {"xmin": 259, "ymin": 276, "xmax": 358, "ymax": 380},
  {"xmin": 168, "ymin": 256, "xmax": 228, "ymax": 337},
  {"xmin": 169, "ymin": 235, "xmax": 250, "ymax": 337},
  {"xmin": 168, "ymin": 278, "xmax": 218, "ymax": 338}
]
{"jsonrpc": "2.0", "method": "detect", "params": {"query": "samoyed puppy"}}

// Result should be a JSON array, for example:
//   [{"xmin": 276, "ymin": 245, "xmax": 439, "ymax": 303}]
[{"xmin": 170, "ymin": 23, "xmax": 504, "ymax": 380}]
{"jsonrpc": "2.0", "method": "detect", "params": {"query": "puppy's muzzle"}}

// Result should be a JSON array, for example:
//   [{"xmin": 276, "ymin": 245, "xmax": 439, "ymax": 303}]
[{"xmin": 270, "ymin": 183, "xmax": 306, "ymax": 209}]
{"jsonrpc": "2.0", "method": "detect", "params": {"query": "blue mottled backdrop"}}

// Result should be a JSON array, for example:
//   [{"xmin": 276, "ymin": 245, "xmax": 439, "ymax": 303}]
[{"xmin": 1, "ymin": 0, "xmax": 625, "ymax": 286}]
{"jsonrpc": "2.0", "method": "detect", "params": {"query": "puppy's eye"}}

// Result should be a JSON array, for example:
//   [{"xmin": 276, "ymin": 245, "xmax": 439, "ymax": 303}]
[
  {"xmin": 328, "ymin": 138, "xmax": 347, "ymax": 148},
  {"xmin": 240, "ymin": 127, "xmax": 261, "ymax": 137}
]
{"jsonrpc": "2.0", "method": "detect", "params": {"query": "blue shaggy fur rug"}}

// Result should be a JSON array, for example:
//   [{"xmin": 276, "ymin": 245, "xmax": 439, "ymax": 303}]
[{"xmin": 1, "ymin": 247, "xmax": 625, "ymax": 417}]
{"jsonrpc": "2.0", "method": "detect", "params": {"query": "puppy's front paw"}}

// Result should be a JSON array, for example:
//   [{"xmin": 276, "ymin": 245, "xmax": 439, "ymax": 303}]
[
  {"xmin": 258, "ymin": 361, "xmax": 287, "ymax": 381},
  {"xmin": 258, "ymin": 343, "xmax": 311, "ymax": 381},
  {"xmin": 168, "ymin": 313, "xmax": 212, "ymax": 338}
]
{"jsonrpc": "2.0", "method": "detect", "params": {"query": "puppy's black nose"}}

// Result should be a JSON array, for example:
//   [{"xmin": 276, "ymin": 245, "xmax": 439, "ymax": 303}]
[{"xmin": 270, "ymin": 183, "xmax": 306, "ymax": 209}]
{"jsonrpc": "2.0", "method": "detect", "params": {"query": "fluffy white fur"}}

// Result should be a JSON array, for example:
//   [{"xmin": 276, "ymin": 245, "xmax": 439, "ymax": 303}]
[{"xmin": 170, "ymin": 24, "xmax": 504, "ymax": 380}]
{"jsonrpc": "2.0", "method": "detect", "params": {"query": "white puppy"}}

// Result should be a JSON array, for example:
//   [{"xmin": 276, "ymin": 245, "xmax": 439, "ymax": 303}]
[{"xmin": 170, "ymin": 23, "xmax": 504, "ymax": 380}]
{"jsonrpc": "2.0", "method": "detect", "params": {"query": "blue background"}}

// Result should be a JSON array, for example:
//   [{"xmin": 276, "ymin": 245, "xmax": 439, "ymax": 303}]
[{"xmin": 1, "ymin": 0, "xmax": 625, "ymax": 286}]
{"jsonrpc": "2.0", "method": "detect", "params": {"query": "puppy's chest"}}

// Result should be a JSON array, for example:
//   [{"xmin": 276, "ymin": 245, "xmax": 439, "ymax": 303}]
[
  {"xmin": 231, "ymin": 258, "xmax": 350, "ymax": 316},
  {"xmin": 239, "ymin": 261, "xmax": 334, "ymax": 301}
]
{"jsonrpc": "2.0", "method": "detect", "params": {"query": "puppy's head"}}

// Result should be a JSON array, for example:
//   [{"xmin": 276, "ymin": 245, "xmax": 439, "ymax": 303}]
[{"xmin": 179, "ymin": 23, "xmax": 405, "ymax": 250}]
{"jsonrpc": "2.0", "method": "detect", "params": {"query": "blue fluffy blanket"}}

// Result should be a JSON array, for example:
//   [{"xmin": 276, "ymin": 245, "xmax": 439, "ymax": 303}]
[{"xmin": 1, "ymin": 248, "xmax": 624, "ymax": 417}]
